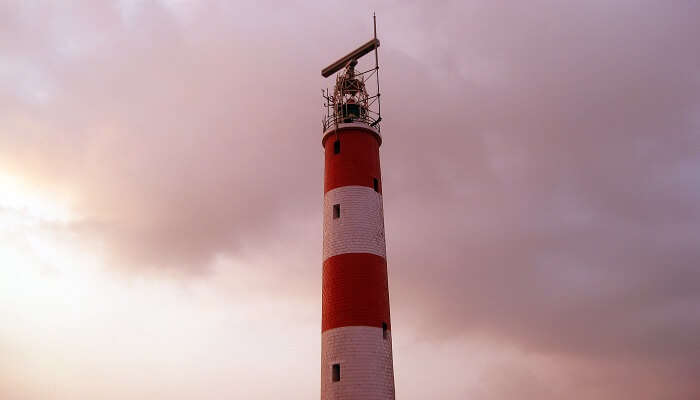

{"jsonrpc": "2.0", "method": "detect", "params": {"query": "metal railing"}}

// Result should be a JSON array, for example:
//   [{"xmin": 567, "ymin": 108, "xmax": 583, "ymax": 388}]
[{"xmin": 322, "ymin": 113, "xmax": 381, "ymax": 132}]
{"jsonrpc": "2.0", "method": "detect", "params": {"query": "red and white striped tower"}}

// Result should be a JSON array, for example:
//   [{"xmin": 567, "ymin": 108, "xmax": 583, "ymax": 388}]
[{"xmin": 320, "ymin": 18, "xmax": 395, "ymax": 400}]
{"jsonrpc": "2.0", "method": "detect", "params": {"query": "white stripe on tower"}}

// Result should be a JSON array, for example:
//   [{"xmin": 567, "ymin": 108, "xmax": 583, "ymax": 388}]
[
  {"xmin": 321, "ymin": 326, "xmax": 395, "ymax": 399},
  {"xmin": 323, "ymin": 186, "xmax": 386, "ymax": 261}
]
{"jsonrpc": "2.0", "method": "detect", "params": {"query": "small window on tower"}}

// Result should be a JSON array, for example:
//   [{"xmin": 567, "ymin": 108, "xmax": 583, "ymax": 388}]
[
  {"xmin": 332, "ymin": 363, "xmax": 340, "ymax": 382},
  {"xmin": 333, "ymin": 204, "xmax": 340, "ymax": 219},
  {"xmin": 382, "ymin": 322, "xmax": 388, "ymax": 339},
  {"xmin": 334, "ymin": 140, "xmax": 340, "ymax": 154},
  {"xmin": 373, "ymin": 178, "xmax": 379, "ymax": 192}
]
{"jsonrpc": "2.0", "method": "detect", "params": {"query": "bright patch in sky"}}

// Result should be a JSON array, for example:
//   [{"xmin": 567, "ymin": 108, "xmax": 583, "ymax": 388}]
[{"xmin": 0, "ymin": 173, "xmax": 74, "ymax": 224}]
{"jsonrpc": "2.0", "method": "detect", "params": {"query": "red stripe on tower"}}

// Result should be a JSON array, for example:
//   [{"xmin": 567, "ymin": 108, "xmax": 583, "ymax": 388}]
[{"xmin": 320, "ymin": 18, "xmax": 394, "ymax": 398}]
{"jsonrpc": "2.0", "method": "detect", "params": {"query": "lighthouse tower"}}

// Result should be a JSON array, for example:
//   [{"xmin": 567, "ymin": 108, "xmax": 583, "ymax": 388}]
[{"xmin": 320, "ymin": 18, "xmax": 395, "ymax": 400}]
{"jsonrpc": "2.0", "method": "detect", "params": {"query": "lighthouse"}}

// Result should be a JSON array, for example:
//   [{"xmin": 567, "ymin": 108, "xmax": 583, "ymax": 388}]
[{"xmin": 320, "ymin": 17, "xmax": 395, "ymax": 400}]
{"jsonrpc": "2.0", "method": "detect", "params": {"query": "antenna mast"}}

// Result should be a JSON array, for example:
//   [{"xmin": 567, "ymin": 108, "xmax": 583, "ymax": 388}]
[{"xmin": 373, "ymin": 13, "xmax": 381, "ymax": 127}]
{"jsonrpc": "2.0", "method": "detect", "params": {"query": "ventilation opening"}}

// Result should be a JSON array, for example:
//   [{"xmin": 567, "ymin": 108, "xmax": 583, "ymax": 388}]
[
  {"xmin": 332, "ymin": 363, "xmax": 340, "ymax": 382},
  {"xmin": 333, "ymin": 204, "xmax": 340, "ymax": 219},
  {"xmin": 333, "ymin": 140, "xmax": 340, "ymax": 154},
  {"xmin": 382, "ymin": 322, "xmax": 388, "ymax": 339},
  {"xmin": 373, "ymin": 178, "xmax": 379, "ymax": 192}
]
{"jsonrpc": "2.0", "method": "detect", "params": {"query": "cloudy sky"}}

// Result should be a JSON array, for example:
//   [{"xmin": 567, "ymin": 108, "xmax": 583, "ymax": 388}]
[{"xmin": 1, "ymin": 1, "xmax": 699, "ymax": 399}]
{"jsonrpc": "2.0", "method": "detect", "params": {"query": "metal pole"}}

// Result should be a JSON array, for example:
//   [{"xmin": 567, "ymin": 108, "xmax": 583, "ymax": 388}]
[{"xmin": 373, "ymin": 13, "xmax": 381, "ymax": 129}]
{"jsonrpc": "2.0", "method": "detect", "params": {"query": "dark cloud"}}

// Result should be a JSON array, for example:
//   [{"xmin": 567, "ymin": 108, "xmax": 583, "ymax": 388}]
[{"xmin": 382, "ymin": 2, "xmax": 700, "ymax": 398}]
